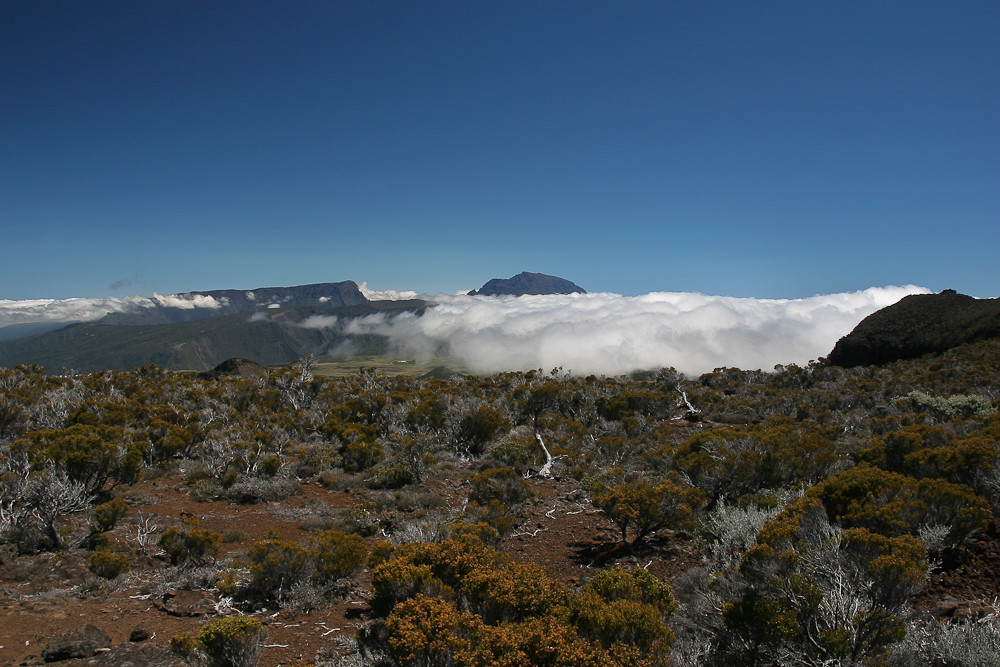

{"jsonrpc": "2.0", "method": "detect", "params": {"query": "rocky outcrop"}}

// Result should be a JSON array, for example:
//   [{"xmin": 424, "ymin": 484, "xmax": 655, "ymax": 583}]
[
  {"xmin": 155, "ymin": 589, "xmax": 217, "ymax": 617},
  {"xmin": 828, "ymin": 290, "xmax": 1000, "ymax": 368},
  {"xmin": 468, "ymin": 272, "xmax": 585, "ymax": 296},
  {"xmin": 93, "ymin": 643, "xmax": 183, "ymax": 667},
  {"xmin": 42, "ymin": 624, "xmax": 111, "ymax": 662}
]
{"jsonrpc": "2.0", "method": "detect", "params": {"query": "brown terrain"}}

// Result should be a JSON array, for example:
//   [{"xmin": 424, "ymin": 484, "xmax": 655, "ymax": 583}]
[
  {"xmin": 2, "ymin": 451, "xmax": 998, "ymax": 667},
  {"xmin": 0, "ymin": 465, "xmax": 683, "ymax": 667},
  {"xmin": 3, "ymin": 319, "xmax": 1000, "ymax": 666}
]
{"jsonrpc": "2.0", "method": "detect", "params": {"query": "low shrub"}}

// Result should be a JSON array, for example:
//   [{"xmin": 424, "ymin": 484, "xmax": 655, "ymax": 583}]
[
  {"xmin": 310, "ymin": 530, "xmax": 368, "ymax": 584},
  {"xmin": 245, "ymin": 531, "xmax": 368, "ymax": 604},
  {"xmin": 258, "ymin": 455, "xmax": 282, "ymax": 477},
  {"xmin": 87, "ymin": 550, "xmax": 130, "ymax": 579},
  {"xmin": 368, "ymin": 539, "xmax": 395, "ymax": 568},
  {"xmin": 317, "ymin": 470, "xmax": 356, "ymax": 491},
  {"xmin": 592, "ymin": 472, "xmax": 706, "ymax": 545},
  {"xmin": 450, "ymin": 521, "xmax": 502, "ymax": 546},
  {"xmin": 158, "ymin": 516, "xmax": 221, "ymax": 565},
  {"xmin": 808, "ymin": 464, "xmax": 991, "ymax": 543},
  {"xmin": 173, "ymin": 616, "xmax": 265, "ymax": 667},
  {"xmin": 467, "ymin": 467, "xmax": 532, "ymax": 508},
  {"xmin": 246, "ymin": 538, "xmax": 312, "ymax": 600},
  {"xmin": 341, "ymin": 501, "xmax": 398, "ymax": 537},
  {"xmin": 223, "ymin": 477, "xmax": 299, "ymax": 504},
  {"xmin": 461, "ymin": 499, "xmax": 516, "ymax": 540},
  {"xmin": 221, "ymin": 530, "xmax": 246, "ymax": 544},
  {"xmin": 908, "ymin": 391, "xmax": 996, "ymax": 421},
  {"xmin": 890, "ymin": 607, "xmax": 1000, "ymax": 666},
  {"xmin": 216, "ymin": 569, "xmax": 240, "ymax": 596},
  {"xmin": 365, "ymin": 462, "xmax": 416, "ymax": 490},
  {"xmin": 190, "ymin": 478, "xmax": 223, "ymax": 502},
  {"xmin": 340, "ymin": 440, "xmax": 385, "ymax": 473},
  {"xmin": 372, "ymin": 538, "xmax": 678, "ymax": 666},
  {"xmin": 488, "ymin": 433, "xmax": 543, "ymax": 472},
  {"xmin": 298, "ymin": 514, "xmax": 339, "ymax": 532},
  {"xmin": 90, "ymin": 498, "xmax": 128, "ymax": 533}
]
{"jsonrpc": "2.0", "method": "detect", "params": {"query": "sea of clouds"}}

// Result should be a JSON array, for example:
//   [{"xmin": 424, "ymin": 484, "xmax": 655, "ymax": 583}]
[
  {"xmin": 342, "ymin": 285, "xmax": 930, "ymax": 376},
  {"xmin": 0, "ymin": 292, "xmax": 227, "ymax": 328},
  {"xmin": 0, "ymin": 285, "xmax": 931, "ymax": 376}
]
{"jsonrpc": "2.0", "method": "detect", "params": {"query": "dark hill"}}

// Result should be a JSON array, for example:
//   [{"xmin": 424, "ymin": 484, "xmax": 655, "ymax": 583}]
[
  {"xmin": 468, "ymin": 272, "xmax": 585, "ymax": 296},
  {"xmin": 828, "ymin": 290, "xmax": 1000, "ymax": 368},
  {"xmin": 198, "ymin": 358, "xmax": 267, "ymax": 379},
  {"xmin": 101, "ymin": 281, "xmax": 367, "ymax": 325}
]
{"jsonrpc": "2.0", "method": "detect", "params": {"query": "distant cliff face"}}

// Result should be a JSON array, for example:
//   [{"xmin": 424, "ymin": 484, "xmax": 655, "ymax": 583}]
[
  {"xmin": 101, "ymin": 281, "xmax": 368, "ymax": 325},
  {"xmin": 828, "ymin": 290, "xmax": 1000, "ymax": 367},
  {"xmin": 468, "ymin": 272, "xmax": 586, "ymax": 296}
]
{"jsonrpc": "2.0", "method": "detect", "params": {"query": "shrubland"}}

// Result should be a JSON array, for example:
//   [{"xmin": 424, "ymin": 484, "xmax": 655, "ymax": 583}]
[{"xmin": 0, "ymin": 340, "xmax": 998, "ymax": 665}]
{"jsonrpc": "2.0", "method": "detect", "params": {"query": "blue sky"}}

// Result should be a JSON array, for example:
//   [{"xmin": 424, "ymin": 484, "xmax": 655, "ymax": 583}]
[{"xmin": 3, "ymin": 1, "xmax": 998, "ymax": 300}]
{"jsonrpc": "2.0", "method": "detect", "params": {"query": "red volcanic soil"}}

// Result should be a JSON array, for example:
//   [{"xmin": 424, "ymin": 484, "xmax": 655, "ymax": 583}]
[{"xmin": 1, "ymin": 470, "xmax": 997, "ymax": 666}]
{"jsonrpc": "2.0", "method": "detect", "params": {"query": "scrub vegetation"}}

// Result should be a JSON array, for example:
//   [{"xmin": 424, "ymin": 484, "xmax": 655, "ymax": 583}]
[{"xmin": 1, "ymin": 340, "xmax": 999, "ymax": 665}]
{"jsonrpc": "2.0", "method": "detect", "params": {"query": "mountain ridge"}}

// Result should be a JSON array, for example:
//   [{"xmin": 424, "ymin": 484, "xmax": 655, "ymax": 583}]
[{"xmin": 99, "ymin": 280, "xmax": 368, "ymax": 326}]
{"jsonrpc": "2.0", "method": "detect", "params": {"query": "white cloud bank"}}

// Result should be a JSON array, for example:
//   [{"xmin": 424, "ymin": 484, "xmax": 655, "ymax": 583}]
[
  {"xmin": 0, "ymin": 285, "xmax": 932, "ymax": 376},
  {"xmin": 0, "ymin": 293, "xmax": 226, "ymax": 328},
  {"xmin": 342, "ymin": 286, "xmax": 931, "ymax": 377},
  {"xmin": 149, "ymin": 293, "xmax": 228, "ymax": 310},
  {"xmin": 358, "ymin": 282, "xmax": 420, "ymax": 301}
]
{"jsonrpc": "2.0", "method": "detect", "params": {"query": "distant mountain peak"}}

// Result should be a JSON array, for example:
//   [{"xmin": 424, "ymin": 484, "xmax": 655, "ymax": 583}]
[{"xmin": 468, "ymin": 272, "xmax": 585, "ymax": 296}]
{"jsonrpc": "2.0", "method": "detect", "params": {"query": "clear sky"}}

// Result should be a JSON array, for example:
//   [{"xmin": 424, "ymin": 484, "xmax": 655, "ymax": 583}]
[{"xmin": 3, "ymin": 1, "xmax": 998, "ymax": 301}]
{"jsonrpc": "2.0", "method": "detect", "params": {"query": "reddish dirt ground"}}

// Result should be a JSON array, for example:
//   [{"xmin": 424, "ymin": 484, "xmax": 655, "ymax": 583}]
[
  {"xmin": 914, "ymin": 519, "xmax": 1000, "ymax": 609},
  {"xmin": 0, "ymin": 473, "xmax": 638, "ymax": 666},
  {"xmin": 2, "ymin": 471, "xmax": 997, "ymax": 667},
  {"xmin": 1, "ymin": 473, "xmax": 373, "ymax": 666}
]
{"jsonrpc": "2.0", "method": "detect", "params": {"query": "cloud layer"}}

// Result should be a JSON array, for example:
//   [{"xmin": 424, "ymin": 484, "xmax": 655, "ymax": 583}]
[
  {"xmin": 0, "ymin": 293, "xmax": 226, "ymax": 328},
  {"xmin": 358, "ymin": 282, "xmax": 420, "ymax": 301},
  {"xmin": 0, "ymin": 285, "xmax": 931, "ymax": 376},
  {"xmin": 343, "ymin": 286, "xmax": 930, "ymax": 376}
]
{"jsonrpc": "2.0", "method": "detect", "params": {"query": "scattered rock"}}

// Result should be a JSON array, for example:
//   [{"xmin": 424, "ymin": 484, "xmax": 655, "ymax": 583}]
[
  {"xmin": 91, "ymin": 642, "xmax": 184, "ymax": 667},
  {"xmin": 42, "ymin": 625, "xmax": 111, "ymax": 662},
  {"xmin": 128, "ymin": 625, "xmax": 151, "ymax": 642},
  {"xmin": 155, "ymin": 589, "xmax": 216, "ymax": 617}
]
